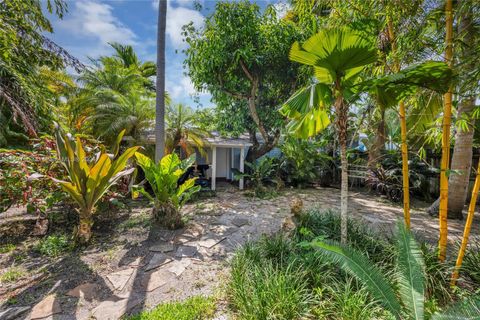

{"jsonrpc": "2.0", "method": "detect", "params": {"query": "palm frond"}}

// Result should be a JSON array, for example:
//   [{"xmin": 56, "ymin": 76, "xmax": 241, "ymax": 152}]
[
  {"xmin": 432, "ymin": 295, "xmax": 480, "ymax": 320},
  {"xmin": 396, "ymin": 222, "xmax": 425, "ymax": 320},
  {"xmin": 311, "ymin": 240, "xmax": 403, "ymax": 319}
]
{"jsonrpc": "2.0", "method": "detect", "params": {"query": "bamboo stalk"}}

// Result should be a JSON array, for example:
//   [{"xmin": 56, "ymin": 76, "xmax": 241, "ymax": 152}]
[
  {"xmin": 387, "ymin": 17, "xmax": 410, "ymax": 229},
  {"xmin": 451, "ymin": 160, "xmax": 480, "ymax": 286},
  {"xmin": 438, "ymin": 0, "xmax": 454, "ymax": 262}
]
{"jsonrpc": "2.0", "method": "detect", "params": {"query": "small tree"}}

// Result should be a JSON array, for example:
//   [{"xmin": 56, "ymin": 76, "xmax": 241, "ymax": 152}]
[
  {"xmin": 133, "ymin": 152, "xmax": 200, "ymax": 229},
  {"xmin": 53, "ymin": 127, "xmax": 138, "ymax": 243}
]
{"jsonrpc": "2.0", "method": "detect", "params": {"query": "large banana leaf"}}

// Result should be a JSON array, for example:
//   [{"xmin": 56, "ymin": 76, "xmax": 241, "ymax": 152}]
[
  {"xmin": 312, "ymin": 240, "xmax": 403, "ymax": 319},
  {"xmin": 396, "ymin": 222, "xmax": 425, "ymax": 320}
]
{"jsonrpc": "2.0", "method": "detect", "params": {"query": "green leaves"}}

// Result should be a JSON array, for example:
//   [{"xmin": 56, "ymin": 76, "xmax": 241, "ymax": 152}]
[
  {"xmin": 52, "ymin": 127, "xmax": 138, "ymax": 216},
  {"xmin": 279, "ymin": 83, "xmax": 332, "ymax": 138},
  {"xmin": 289, "ymin": 27, "xmax": 377, "ymax": 84},
  {"xmin": 134, "ymin": 152, "xmax": 200, "ymax": 211},
  {"xmin": 311, "ymin": 240, "xmax": 403, "ymax": 319},
  {"xmin": 369, "ymin": 61, "xmax": 452, "ymax": 108},
  {"xmin": 396, "ymin": 222, "xmax": 425, "ymax": 320}
]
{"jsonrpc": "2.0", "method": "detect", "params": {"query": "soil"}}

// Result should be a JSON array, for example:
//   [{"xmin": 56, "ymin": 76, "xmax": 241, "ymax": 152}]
[{"xmin": 0, "ymin": 184, "xmax": 479, "ymax": 319}]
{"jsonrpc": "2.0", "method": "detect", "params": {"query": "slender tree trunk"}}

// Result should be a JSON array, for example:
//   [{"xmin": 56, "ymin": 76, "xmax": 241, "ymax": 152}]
[
  {"xmin": 335, "ymin": 80, "xmax": 348, "ymax": 244},
  {"xmin": 155, "ymin": 0, "xmax": 167, "ymax": 162},
  {"xmin": 387, "ymin": 17, "xmax": 411, "ymax": 228},
  {"xmin": 367, "ymin": 108, "xmax": 386, "ymax": 169},
  {"xmin": 76, "ymin": 209, "xmax": 93, "ymax": 244},
  {"xmin": 444, "ymin": 10, "xmax": 476, "ymax": 220},
  {"xmin": 438, "ymin": 0, "xmax": 454, "ymax": 262},
  {"xmin": 399, "ymin": 101, "xmax": 411, "ymax": 228},
  {"xmin": 451, "ymin": 159, "xmax": 480, "ymax": 286}
]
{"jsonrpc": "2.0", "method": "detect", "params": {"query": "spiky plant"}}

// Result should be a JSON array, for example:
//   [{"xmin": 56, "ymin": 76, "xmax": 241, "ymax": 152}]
[{"xmin": 312, "ymin": 222, "xmax": 480, "ymax": 319}]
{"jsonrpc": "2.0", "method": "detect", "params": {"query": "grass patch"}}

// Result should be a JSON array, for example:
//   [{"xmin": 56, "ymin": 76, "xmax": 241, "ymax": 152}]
[
  {"xmin": 0, "ymin": 266, "xmax": 26, "ymax": 283},
  {"xmin": 0, "ymin": 243, "xmax": 16, "ymax": 254},
  {"xmin": 35, "ymin": 234, "xmax": 73, "ymax": 257},
  {"xmin": 127, "ymin": 296, "xmax": 216, "ymax": 320},
  {"xmin": 118, "ymin": 212, "xmax": 151, "ymax": 231},
  {"xmin": 227, "ymin": 209, "xmax": 477, "ymax": 320}
]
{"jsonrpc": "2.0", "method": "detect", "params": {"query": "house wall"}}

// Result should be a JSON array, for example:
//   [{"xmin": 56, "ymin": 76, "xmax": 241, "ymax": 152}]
[{"xmin": 195, "ymin": 147, "xmax": 231, "ymax": 179}]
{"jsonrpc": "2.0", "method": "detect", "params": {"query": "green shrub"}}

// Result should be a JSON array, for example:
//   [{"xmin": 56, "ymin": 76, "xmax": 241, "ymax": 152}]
[
  {"xmin": 35, "ymin": 234, "xmax": 72, "ymax": 257},
  {"xmin": 229, "ymin": 258, "xmax": 314, "ymax": 320},
  {"xmin": 461, "ymin": 243, "xmax": 480, "ymax": 285},
  {"xmin": 128, "ymin": 296, "xmax": 216, "ymax": 320}
]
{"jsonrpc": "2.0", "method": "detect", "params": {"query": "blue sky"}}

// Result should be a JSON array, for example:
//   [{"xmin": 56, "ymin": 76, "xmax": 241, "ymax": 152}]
[{"xmin": 47, "ymin": 0, "xmax": 286, "ymax": 108}]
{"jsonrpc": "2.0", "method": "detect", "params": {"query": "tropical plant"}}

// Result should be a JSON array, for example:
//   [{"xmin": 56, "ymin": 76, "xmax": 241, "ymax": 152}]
[
  {"xmin": 280, "ymin": 27, "xmax": 377, "ymax": 243},
  {"xmin": 52, "ymin": 127, "xmax": 139, "ymax": 243},
  {"xmin": 165, "ymin": 104, "xmax": 210, "ymax": 156},
  {"xmin": 279, "ymin": 137, "xmax": 333, "ymax": 188},
  {"xmin": 133, "ymin": 152, "xmax": 200, "ymax": 229},
  {"xmin": 0, "ymin": 137, "xmax": 64, "ymax": 214},
  {"xmin": 312, "ymin": 222, "xmax": 480, "ymax": 319},
  {"xmin": 232, "ymin": 157, "xmax": 282, "ymax": 198}
]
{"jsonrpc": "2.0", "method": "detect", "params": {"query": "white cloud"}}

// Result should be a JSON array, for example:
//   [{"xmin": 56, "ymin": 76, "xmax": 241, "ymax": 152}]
[
  {"xmin": 167, "ymin": 76, "xmax": 206, "ymax": 100},
  {"xmin": 273, "ymin": 2, "xmax": 291, "ymax": 19},
  {"xmin": 152, "ymin": 0, "xmax": 204, "ymax": 49},
  {"xmin": 56, "ymin": 0, "xmax": 137, "ymax": 58}
]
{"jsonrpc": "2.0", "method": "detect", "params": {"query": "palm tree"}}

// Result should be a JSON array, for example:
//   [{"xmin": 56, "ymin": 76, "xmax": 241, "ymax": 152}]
[
  {"xmin": 155, "ymin": 0, "xmax": 167, "ymax": 162},
  {"xmin": 313, "ymin": 222, "xmax": 480, "ymax": 319},
  {"xmin": 165, "ymin": 103, "xmax": 210, "ymax": 156},
  {"xmin": 280, "ymin": 27, "xmax": 377, "ymax": 243},
  {"xmin": 90, "ymin": 91, "xmax": 155, "ymax": 144}
]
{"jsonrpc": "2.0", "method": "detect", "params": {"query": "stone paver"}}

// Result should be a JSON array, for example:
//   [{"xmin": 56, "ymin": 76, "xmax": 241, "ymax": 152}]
[
  {"xmin": 149, "ymin": 243, "xmax": 175, "ymax": 253},
  {"xmin": 167, "ymin": 259, "xmax": 192, "ymax": 277},
  {"xmin": 145, "ymin": 253, "xmax": 172, "ymax": 271},
  {"xmin": 67, "ymin": 283, "xmax": 98, "ymax": 300},
  {"xmin": 141, "ymin": 269, "xmax": 169, "ymax": 292},
  {"xmin": 175, "ymin": 245, "xmax": 198, "ymax": 258},
  {"xmin": 197, "ymin": 236, "xmax": 226, "ymax": 249},
  {"xmin": 30, "ymin": 294, "xmax": 61, "ymax": 319},
  {"xmin": 0, "ymin": 307, "xmax": 30, "ymax": 320},
  {"xmin": 106, "ymin": 268, "xmax": 135, "ymax": 291}
]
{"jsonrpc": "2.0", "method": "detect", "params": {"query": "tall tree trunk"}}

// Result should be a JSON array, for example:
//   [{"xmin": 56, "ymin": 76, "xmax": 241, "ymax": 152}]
[
  {"xmin": 155, "ymin": 0, "xmax": 167, "ymax": 162},
  {"xmin": 438, "ymin": 0, "xmax": 454, "ymax": 262},
  {"xmin": 451, "ymin": 159, "xmax": 480, "ymax": 286},
  {"xmin": 444, "ymin": 10, "xmax": 476, "ymax": 220},
  {"xmin": 335, "ymin": 80, "xmax": 348, "ymax": 244},
  {"xmin": 387, "ymin": 17, "xmax": 411, "ymax": 228}
]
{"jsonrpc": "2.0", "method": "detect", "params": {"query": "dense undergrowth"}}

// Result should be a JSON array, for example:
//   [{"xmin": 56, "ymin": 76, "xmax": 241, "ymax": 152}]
[{"xmin": 228, "ymin": 209, "xmax": 480, "ymax": 319}]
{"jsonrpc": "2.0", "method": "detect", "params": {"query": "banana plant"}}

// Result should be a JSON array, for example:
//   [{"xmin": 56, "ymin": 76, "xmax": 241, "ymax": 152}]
[
  {"xmin": 53, "ymin": 125, "xmax": 139, "ymax": 243},
  {"xmin": 133, "ymin": 152, "xmax": 200, "ymax": 229},
  {"xmin": 311, "ymin": 223, "xmax": 480, "ymax": 319}
]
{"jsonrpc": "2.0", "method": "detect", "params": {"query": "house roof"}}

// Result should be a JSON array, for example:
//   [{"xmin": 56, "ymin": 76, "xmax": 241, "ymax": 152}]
[{"xmin": 139, "ymin": 131, "xmax": 253, "ymax": 148}]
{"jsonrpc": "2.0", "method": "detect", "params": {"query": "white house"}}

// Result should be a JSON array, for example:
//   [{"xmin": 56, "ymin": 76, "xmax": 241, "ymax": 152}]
[{"xmin": 143, "ymin": 132, "xmax": 252, "ymax": 191}]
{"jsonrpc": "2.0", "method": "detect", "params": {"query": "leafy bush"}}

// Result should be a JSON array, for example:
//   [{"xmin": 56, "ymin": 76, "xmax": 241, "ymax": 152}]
[
  {"xmin": 366, "ymin": 151, "xmax": 434, "ymax": 202},
  {"xmin": 461, "ymin": 243, "xmax": 480, "ymax": 285},
  {"xmin": 133, "ymin": 152, "xmax": 200, "ymax": 229},
  {"xmin": 128, "ymin": 296, "xmax": 216, "ymax": 320},
  {"xmin": 53, "ymin": 127, "xmax": 138, "ymax": 243},
  {"xmin": 35, "ymin": 234, "xmax": 72, "ymax": 257},
  {"xmin": 279, "ymin": 137, "xmax": 333, "ymax": 187},
  {"xmin": 0, "ymin": 136, "xmax": 65, "ymax": 213},
  {"xmin": 233, "ymin": 156, "xmax": 282, "ymax": 198}
]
